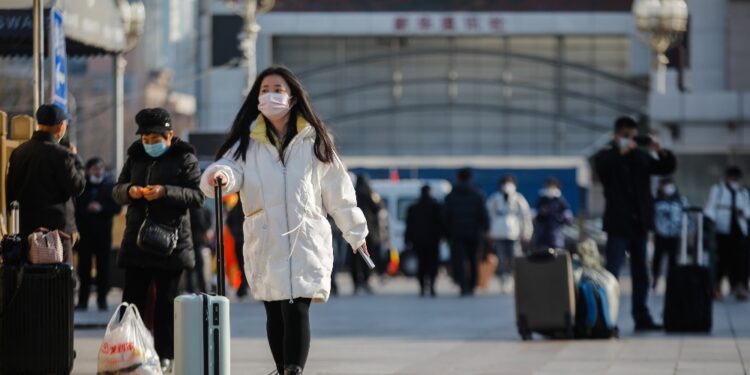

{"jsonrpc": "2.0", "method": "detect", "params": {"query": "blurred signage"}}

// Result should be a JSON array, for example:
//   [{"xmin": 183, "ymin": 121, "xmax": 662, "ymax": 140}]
[
  {"xmin": 393, "ymin": 14, "xmax": 504, "ymax": 33},
  {"xmin": 272, "ymin": 0, "xmax": 633, "ymax": 12},
  {"xmin": 51, "ymin": 8, "xmax": 68, "ymax": 112}
]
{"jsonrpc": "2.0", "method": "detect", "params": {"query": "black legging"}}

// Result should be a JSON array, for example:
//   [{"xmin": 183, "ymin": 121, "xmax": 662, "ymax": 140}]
[
  {"xmin": 122, "ymin": 268, "xmax": 181, "ymax": 360},
  {"xmin": 263, "ymin": 298, "xmax": 312, "ymax": 372}
]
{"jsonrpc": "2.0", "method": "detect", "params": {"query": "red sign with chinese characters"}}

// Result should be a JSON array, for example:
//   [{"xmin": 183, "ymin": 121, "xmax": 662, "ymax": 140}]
[
  {"xmin": 393, "ymin": 15, "xmax": 506, "ymax": 33},
  {"xmin": 273, "ymin": 0, "xmax": 632, "ymax": 12}
]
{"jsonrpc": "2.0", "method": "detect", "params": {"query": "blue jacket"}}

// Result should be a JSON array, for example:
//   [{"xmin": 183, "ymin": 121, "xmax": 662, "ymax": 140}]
[
  {"xmin": 533, "ymin": 195, "xmax": 572, "ymax": 249},
  {"xmin": 654, "ymin": 193, "xmax": 687, "ymax": 238}
]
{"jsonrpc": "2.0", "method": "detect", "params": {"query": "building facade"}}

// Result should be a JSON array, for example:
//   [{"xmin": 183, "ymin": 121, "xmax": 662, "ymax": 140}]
[{"xmin": 203, "ymin": 0, "xmax": 650, "ymax": 159}]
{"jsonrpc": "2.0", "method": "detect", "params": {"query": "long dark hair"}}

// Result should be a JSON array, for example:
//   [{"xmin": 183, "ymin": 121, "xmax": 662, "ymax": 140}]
[{"xmin": 215, "ymin": 66, "xmax": 336, "ymax": 163}]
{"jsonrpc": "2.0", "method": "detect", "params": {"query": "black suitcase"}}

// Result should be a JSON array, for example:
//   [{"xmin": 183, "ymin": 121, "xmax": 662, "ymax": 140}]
[
  {"xmin": 514, "ymin": 249, "xmax": 576, "ymax": 340},
  {"xmin": 0, "ymin": 201, "xmax": 76, "ymax": 373},
  {"xmin": 0, "ymin": 264, "xmax": 76, "ymax": 374},
  {"xmin": 663, "ymin": 207, "xmax": 712, "ymax": 333}
]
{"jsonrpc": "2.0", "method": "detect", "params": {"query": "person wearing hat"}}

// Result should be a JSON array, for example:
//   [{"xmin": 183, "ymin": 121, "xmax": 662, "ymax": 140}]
[
  {"xmin": 6, "ymin": 104, "xmax": 86, "ymax": 252},
  {"xmin": 112, "ymin": 107, "xmax": 203, "ymax": 372}
]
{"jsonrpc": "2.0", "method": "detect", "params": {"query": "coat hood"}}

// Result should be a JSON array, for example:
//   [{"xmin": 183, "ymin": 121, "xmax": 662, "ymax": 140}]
[
  {"xmin": 126, "ymin": 137, "xmax": 196, "ymax": 160},
  {"xmin": 250, "ymin": 114, "xmax": 313, "ymax": 144}
]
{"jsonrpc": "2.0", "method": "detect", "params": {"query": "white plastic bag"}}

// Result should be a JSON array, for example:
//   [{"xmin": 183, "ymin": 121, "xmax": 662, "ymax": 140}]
[{"xmin": 97, "ymin": 303, "xmax": 163, "ymax": 375}]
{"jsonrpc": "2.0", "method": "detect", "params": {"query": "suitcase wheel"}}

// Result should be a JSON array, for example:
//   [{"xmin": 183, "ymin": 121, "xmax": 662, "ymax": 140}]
[{"xmin": 518, "ymin": 315, "xmax": 532, "ymax": 341}]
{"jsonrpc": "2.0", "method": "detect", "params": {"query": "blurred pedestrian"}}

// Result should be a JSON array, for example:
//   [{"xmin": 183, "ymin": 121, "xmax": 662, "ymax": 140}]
[
  {"xmin": 405, "ymin": 185, "xmax": 445, "ymax": 297},
  {"xmin": 201, "ymin": 66, "xmax": 369, "ymax": 375},
  {"xmin": 487, "ymin": 174, "xmax": 533, "ymax": 291},
  {"xmin": 704, "ymin": 166, "xmax": 750, "ymax": 301},
  {"xmin": 187, "ymin": 205, "xmax": 212, "ymax": 293},
  {"xmin": 226, "ymin": 200, "xmax": 250, "ymax": 298},
  {"xmin": 6, "ymin": 104, "xmax": 85, "ymax": 258},
  {"xmin": 444, "ymin": 168, "xmax": 490, "ymax": 297},
  {"xmin": 594, "ymin": 116, "xmax": 676, "ymax": 331},
  {"xmin": 352, "ymin": 174, "xmax": 384, "ymax": 294},
  {"xmin": 533, "ymin": 177, "xmax": 572, "ymax": 250},
  {"xmin": 113, "ymin": 107, "xmax": 204, "ymax": 372},
  {"xmin": 75, "ymin": 157, "xmax": 122, "ymax": 311},
  {"xmin": 652, "ymin": 177, "xmax": 688, "ymax": 289}
]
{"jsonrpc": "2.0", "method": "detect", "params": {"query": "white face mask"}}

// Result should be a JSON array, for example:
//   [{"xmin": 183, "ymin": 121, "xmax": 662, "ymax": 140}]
[
  {"xmin": 258, "ymin": 93, "xmax": 292, "ymax": 120},
  {"xmin": 618, "ymin": 137, "xmax": 631, "ymax": 150},
  {"xmin": 502, "ymin": 183, "xmax": 516, "ymax": 194},
  {"xmin": 662, "ymin": 184, "xmax": 676, "ymax": 196},
  {"xmin": 89, "ymin": 174, "xmax": 104, "ymax": 184},
  {"xmin": 544, "ymin": 187, "xmax": 561, "ymax": 198}
]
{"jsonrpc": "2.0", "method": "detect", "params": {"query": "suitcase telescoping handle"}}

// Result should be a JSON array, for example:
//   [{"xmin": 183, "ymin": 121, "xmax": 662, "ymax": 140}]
[
  {"xmin": 9, "ymin": 201, "xmax": 19, "ymax": 236},
  {"xmin": 680, "ymin": 207, "xmax": 704, "ymax": 266},
  {"xmin": 214, "ymin": 178, "xmax": 226, "ymax": 297}
]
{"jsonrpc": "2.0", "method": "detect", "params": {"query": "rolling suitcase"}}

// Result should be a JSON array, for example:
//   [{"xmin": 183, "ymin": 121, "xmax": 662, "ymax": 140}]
[
  {"xmin": 0, "ymin": 201, "xmax": 76, "ymax": 374},
  {"xmin": 514, "ymin": 249, "xmax": 576, "ymax": 340},
  {"xmin": 174, "ymin": 179, "xmax": 231, "ymax": 374},
  {"xmin": 663, "ymin": 207, "xmax": 712, "ymax": 332},
  {"xmin": 0, "ymin": 264, "xmax": 76, "ymax": 373}
]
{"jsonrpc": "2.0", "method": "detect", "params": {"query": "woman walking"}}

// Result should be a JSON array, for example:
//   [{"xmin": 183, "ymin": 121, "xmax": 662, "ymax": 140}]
[
  {"xmin": 113, "ymin": 108, "xmax": 204, "ymax": 372},
  {"xmin": 201, "ymin": 66, "xmax": 369, "ymax": 375}
]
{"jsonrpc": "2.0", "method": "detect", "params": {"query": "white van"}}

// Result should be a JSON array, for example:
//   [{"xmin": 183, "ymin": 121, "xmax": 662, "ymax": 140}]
[{"xmin": 370, "ymin": 179, "xmax": 452, "ymax": 266}]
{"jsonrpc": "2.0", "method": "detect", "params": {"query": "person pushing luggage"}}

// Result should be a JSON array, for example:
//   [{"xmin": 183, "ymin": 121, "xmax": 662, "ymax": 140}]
[{"xmin": 201, "ymin": 66, "xmax": 369, "ymax": 375}]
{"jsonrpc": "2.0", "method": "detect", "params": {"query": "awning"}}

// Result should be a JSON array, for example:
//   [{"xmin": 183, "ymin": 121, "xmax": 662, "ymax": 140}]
[{"xmin": 0, "ymin": 0, "xmax": 127, "ymax": 57}]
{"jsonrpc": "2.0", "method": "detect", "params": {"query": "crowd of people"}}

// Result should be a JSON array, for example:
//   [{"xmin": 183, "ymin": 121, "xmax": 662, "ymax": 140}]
[{"xmin": 8, "ymin": 72, "xmax": 750, "ymax": 373}]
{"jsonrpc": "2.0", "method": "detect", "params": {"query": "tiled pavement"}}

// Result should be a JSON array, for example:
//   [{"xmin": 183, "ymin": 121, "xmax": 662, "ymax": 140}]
[{"xmin": 72, "ymin": 273, "xmax": 750, "ymax": 374}]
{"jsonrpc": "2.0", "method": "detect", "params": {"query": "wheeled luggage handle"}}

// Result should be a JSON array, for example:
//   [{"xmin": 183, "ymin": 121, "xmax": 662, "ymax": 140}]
[
  {"xmin": 680, "ymin": 208, "xmax": 704, "ymax": 266},
  {"xmin": 214, "ymin": 178, "xmax": 226, "ymax": 297},
  {"xmin": 9, "ymin": 201, "xmax": 19, "ymax": 236}
]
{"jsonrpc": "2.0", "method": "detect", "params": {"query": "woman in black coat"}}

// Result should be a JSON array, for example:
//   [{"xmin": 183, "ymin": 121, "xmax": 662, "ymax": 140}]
[
  {"xmin": 405, "ymin": 185, "xmax": 445, "ymax": 297},
  {"xmin": 112, "ymin": 108, "xmax": 204, "ymax": 372}
]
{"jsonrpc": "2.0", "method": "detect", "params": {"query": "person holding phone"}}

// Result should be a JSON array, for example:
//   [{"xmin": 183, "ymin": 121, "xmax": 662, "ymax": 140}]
[
  {"xmin": 112, "ymin": 108, "xmax": 204, "ymax": 373},
  {"xmin": 594, "ymin": 116, "xmax": 676, "ymax": 331},
  {"xmin": 200, "ymin": 66, "xmax": 369, "ymax": 375}
]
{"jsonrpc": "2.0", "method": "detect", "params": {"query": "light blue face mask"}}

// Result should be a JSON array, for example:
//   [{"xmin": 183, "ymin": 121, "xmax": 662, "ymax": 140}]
[{"xmin": 143, "ymin": 141, "xmax": 168, "ymax": 158}]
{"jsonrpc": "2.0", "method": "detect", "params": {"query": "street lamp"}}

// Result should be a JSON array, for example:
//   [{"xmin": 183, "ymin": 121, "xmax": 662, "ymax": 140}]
[
  {"xmin": 225, "ymin": 0, "xmax": 276, "ymax": 95},
  {"xmin": 632, "ymin": 0, "xmax": 689, "ymax": 94},
  {"xmin": 114, "ymin": 0, "xmax": 145, "ymax": 175}
]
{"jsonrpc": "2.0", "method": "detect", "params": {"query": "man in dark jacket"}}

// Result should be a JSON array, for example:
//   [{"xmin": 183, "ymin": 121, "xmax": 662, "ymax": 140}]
[
  {"xmin": 112, "ymin": 108, "xmax": 204, "ymax": 370},
  {"xmin": 444, "ymin": 168, "xmax": 490, "ymax": 296},
  {"xmin": 75, "ymin": 157, "xmax": 122, "ymax": 311},
  {"xmin": 594, "ymin": 116, "xmax": 676, "ymax": 331},
  {"xmin": 405, "ymin": 185, "xmax": 445, "ymax": 297},
  {"xmin": 6, "ymin": 104, "xmax": 86, "ymax": 249}
]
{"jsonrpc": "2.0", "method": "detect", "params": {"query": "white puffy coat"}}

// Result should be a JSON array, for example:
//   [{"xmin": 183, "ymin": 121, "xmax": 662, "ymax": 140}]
[
  {"xmin": 486, "ymin": 191, "xmax": 533, "ymax": 241},
  {"xmin": 200, "ymin": 116, "xmax": 368, "ymax": 303},
  {"xmin": 704, "ymin": 182, "xmax": 750, "ymax": 236}
]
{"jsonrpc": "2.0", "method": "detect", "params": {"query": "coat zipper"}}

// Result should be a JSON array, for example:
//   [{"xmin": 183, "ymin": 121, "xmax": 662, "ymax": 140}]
[
  {"xmin": 276, "ymin": 128, "xmax": 307, "ymax": 304},
  {"xmin": 146, "ymin": 160, "xmax": 157, "ymax": 184},
  {"xmin": 283, "ymin": 165, "xmax": 294, "ymax": 304}
]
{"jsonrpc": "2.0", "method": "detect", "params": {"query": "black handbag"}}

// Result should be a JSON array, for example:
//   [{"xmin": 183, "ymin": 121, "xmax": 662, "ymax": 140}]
[{"xmin": 136, "ymin": 209, "xmax": 178, "ymax": 257}]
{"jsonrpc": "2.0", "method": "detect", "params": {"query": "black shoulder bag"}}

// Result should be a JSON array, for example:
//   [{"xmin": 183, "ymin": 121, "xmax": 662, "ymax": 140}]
[{"xmin": 137, "ymin": 207, "xmax": 178, "ymax": 257}]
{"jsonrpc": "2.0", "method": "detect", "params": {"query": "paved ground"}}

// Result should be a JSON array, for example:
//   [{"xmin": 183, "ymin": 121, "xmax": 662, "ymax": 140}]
[{"xmin": 73, "ymin": 272, "xmax": 750, "ymax": 374}]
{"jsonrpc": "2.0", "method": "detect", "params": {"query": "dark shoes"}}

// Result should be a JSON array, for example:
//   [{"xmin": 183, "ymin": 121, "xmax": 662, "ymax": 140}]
[
  {"xmin": 284, "ymin": 365, "xmax": 303, "ymax": 374},
  {"xmin": 634, "ymin": 320, "xmax": 663, "ymax": 332}
]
